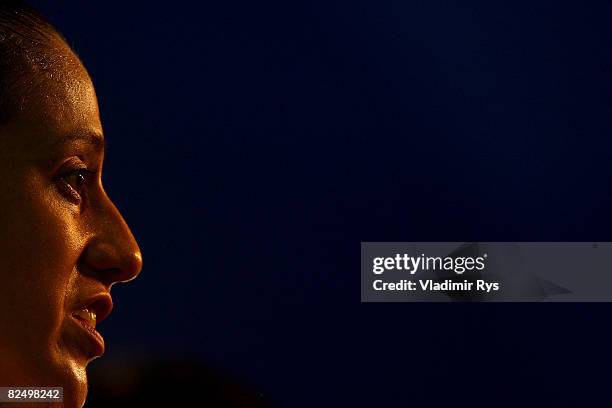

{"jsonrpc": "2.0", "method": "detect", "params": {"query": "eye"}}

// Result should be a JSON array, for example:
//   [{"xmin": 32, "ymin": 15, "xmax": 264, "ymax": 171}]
[{"xmin": 57, "ymin": 167, "xmax": 96, "ymax": 203}]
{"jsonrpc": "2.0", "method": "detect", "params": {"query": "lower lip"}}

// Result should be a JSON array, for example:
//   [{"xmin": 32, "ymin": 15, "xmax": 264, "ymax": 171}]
[{"xmin": 71, "ymin": 315, "xmax": 105, "ymax": 357}]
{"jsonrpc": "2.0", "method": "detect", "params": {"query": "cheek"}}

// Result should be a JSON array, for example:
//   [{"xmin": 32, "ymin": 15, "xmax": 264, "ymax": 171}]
[{"xmin": 0, "ymin": 176, "xmax": 84, "ymax": 365}]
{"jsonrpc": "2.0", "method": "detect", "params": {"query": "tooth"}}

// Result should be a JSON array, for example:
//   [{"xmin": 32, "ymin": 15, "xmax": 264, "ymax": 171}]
[
  {"xmin": 89, "ymin": 309, "xmax": 97, "ymax": 325},
  {"xmin": 75, "ymin": 308, "xmax": 96, "ymax": 328}
]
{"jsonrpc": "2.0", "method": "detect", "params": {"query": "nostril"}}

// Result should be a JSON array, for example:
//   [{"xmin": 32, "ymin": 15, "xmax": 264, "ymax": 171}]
[
  {"xmin": 81, "ymin": 239, "xmax": 143, "ymax": 286},
  {"xmin": 87, "ymin": 241, "xmax": 117, "ymax": 267}
]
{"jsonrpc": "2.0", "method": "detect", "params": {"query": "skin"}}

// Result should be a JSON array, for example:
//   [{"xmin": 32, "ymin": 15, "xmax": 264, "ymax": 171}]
[{"xmin": 0, "ymin": 36, "xmax": 142, "ymax": 407}]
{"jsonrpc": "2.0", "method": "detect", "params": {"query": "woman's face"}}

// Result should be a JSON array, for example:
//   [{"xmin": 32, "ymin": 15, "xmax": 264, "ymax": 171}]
[{"xmin": 0, "ymin": 40, "xmax": 142, "ymax": 406}]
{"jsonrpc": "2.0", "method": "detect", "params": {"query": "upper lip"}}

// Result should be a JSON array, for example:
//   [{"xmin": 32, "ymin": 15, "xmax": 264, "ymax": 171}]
[{"xmin": 73, "ymin": 292, "xmax": 114, "ymax": 327}]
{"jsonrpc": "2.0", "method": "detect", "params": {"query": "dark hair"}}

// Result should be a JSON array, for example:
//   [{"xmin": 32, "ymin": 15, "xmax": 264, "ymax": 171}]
[{"xmin": 0, "ymin": 0, "xmax": 66, "ymax": 125}]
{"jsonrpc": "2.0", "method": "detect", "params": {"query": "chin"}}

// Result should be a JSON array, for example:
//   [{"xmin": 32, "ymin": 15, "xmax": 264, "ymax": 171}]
[
  {"xmin": 3, "ymin": 354, "xmax": 88, "ymax": 408},
  {"xmin": 55, "ymin": 355, "xmax": 90, "ymax": 408},
  {"xmin": 33, "ymin": 349, "xmax": 90, "ymax": 408},
  {"xmin": 61, "ymin": 366, "xmax": 88, "ymax": 408}
]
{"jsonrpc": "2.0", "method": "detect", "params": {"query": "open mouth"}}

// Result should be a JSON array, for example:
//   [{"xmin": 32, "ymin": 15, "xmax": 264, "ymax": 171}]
[
  {"xmin": 73, "ymin": 308, "xmax": 97, "ymax": 329},
  {"xmin": 69, "ymin": 293, "xmax": 113, "ymax": 358},
  {"xmin": 71, "ymin": 307, "xmax": 105, "ymax": 357}
]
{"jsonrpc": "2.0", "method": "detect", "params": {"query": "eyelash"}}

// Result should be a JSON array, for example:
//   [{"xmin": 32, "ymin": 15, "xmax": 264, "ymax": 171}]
[{"xmin": 57, "ymin": 167, "xmax": 96, "ymax": 204}]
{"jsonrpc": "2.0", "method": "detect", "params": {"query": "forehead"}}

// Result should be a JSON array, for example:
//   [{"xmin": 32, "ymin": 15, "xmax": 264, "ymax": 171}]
[{"xmin": 1, "ymin": 40, "xmax": 103, "ymax": 156}]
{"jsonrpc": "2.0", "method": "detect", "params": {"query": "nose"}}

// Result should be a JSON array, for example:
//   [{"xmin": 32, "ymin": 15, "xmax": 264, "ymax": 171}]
[{"xmin": 80, "ymin": 195, "xmax": 143, "ymax": 287}]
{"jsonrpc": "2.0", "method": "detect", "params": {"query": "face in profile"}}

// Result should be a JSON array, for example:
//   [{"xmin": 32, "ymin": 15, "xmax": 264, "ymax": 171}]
[{"xmin": 0, "ymin": 10, "xmax": 142, "ymax": 408}]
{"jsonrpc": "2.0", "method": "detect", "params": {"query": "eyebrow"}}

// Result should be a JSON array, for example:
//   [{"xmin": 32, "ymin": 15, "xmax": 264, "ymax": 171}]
[{"xmin": 52, "ymin": 131, "xmax": 106, "ymax": 152}]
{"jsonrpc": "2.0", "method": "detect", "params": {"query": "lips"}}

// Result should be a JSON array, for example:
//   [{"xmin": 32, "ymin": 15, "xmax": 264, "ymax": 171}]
[
  {"xmin": 73, "ymin": 308, "xmax": 97, "ymax": 328},
  {"xmin": 69, "ymin": 293, "xmax": 113, "ymax": 358}
]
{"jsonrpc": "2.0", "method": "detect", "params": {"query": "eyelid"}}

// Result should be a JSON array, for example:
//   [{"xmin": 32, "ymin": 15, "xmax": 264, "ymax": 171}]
[
  {"xmin": 56, "ymin": 156, "xmax": 99, "ymax": 177},
  {"xmin": 55, "ymin": 158, "xmax": 98, "ymax": 205}
]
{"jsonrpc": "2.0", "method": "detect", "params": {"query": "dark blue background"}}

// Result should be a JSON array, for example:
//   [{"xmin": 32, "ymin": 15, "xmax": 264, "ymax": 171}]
[{"xmin": 31, "ymin": 1, "xmax": 612, "ymax": 406}]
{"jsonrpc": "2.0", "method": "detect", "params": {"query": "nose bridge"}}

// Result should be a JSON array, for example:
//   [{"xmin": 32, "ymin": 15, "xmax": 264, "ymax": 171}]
[{"xmin": 85, "ymin": 191, "xmax": 143, "ymax": 285}]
